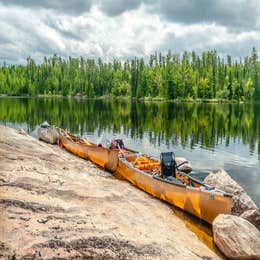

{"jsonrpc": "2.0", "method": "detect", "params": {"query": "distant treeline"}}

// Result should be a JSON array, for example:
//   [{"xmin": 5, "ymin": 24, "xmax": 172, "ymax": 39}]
[{"xmin": 0, "ymin": 48, "xmax": 259, "ymax": 100}]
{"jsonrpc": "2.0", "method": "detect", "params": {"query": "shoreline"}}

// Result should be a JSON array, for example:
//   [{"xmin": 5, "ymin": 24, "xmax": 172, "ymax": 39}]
[
  {"xmin": 1, "ymin": 94, "xmax": 258, "ymax": 104},
  {"xmin": 0, "ymin": 125, "xmax": 222, "ymax": 259}
]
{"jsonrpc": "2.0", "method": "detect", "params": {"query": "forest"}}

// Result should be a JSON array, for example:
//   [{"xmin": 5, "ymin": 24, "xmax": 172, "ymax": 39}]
[{"xmin": 0, "ymin": 48, "xmax": 259, "ymax": 101}]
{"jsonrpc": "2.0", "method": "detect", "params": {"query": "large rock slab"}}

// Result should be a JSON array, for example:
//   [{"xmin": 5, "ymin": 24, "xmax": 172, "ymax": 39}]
[
  {"xmin": 213, "ymin": 214, "xmax": 260, "ymax": 259},
  {"xmin": 240, "ymin": 209, "xmax": 260, "ymax": 231},
  {"xmin": 0, "ymin": 125, "xmax": 219, "ymax": 259},
  {"xmin": 204, "ymin": 170, "xmax": 257, "ymax": 215}
]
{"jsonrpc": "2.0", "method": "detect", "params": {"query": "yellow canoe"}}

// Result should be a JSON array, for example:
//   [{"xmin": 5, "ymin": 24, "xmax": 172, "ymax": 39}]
[
  {"xmin": 59, "ymin": 130, "xmax": 133, "ymax": 172},
  {"xmin": 115, "ymin": 153, "xmax": 233, "ymax": 224}
]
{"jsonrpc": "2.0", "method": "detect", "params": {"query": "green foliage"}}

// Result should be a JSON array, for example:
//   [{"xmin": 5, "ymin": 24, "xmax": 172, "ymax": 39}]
[
  {"xmin": 197, "ymin": 78, "xmax": 210, "ymax": 98},
  {"xmin": 0, "ymin": 48, "xmax": 260, "ymax": 101},
  {"xmin": 244, "ymin": 78, "xmax": 254, "ymax": 100}
]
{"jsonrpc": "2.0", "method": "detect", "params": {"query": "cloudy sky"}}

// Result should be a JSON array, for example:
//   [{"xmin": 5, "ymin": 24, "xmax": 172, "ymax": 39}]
[{"xmin": 0, "ymin": 0, "xmax": 260, "ymax": 64}]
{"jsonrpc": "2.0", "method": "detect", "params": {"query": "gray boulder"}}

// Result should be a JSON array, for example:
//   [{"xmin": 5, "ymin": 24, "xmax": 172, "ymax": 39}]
[
  {"xmin": 233, "ymin": 192, "xmax": 258, "ymax": 215},
  {"xmin": 213, "ymin": 214, "xmax": 260, "ymax": 259},
  {"xmin": 240, "ymin": 209, "xmax": 260, "ymax": 231},
  {"xmin": 204, "ymin": 170, "xmax": 257, "ymax": 215},
  {"xmin": 204, "ymin": 169, "xmax": 243, "ymax": 195},
  {"xmin": 175, "ymin": 157, "xmax": 192, "ymax": 173}
]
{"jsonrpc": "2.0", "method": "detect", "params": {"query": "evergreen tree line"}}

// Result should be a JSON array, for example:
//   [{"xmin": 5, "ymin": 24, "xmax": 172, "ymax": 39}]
[{"xmin": 0, "ymin": 48, "xmax": 259, "ymax": 100}]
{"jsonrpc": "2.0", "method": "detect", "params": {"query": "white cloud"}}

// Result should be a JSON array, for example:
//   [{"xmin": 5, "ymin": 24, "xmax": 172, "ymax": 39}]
[{"xmin": 0, "ymin": 1, "xmax": 259, "ymax": 64}]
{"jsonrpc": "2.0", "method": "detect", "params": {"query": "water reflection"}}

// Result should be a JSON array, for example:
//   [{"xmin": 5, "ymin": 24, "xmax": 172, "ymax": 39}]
[
  {"xmin": 0, "ymin": 97, "xmax": 259, "ymax": 204},
  {"xmin": 172, "ymin": 206, "xmax": 226, "ymax": 259}
]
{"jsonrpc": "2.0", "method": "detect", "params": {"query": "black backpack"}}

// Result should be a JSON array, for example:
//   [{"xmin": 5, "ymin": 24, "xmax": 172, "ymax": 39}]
[{"xmin": 160, "ymin": 152, "xmax": 176, "ymax": 178}]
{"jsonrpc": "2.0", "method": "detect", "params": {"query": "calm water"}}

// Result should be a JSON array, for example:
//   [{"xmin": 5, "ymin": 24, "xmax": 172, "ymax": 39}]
[{"xmin": 0, "ymin": 97, "xmax": 259, "ymax": 206}]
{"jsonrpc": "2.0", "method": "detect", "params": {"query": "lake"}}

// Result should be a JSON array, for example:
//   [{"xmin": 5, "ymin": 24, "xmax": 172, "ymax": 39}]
[{"xmin": 0, "ymin": 97, "xmax": 259, "ymax": 206}]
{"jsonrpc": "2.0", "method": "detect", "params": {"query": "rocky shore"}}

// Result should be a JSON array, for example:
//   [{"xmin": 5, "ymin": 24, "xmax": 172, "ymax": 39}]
[
  {"xmin": 0, "ymin": 126, "xmax": 220, "ymax": 259},
  {"xmin": 205, "ymin": 171, "xmax": 260, "ymax": 259}
]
